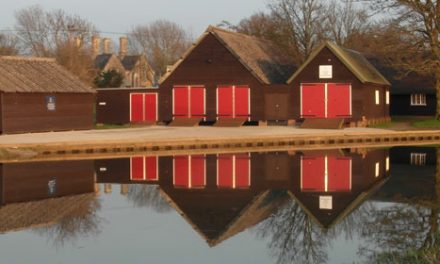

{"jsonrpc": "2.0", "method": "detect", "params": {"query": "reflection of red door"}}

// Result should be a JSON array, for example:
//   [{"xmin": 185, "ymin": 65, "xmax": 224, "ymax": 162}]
[
  {"xmin": 173, "ymin": 86, "xmax": 205, "ymax": 119},
  {"xmin": 130, "ymin": 93, "xmax": 157, "ymax": 122},
  {"xmin": 301, "ymin": 84, "xmax": 325, "ymax": 118},
  {"xmin": 130, "ymin": 156, "xmax": 158, "ymax": 181},
  {"xmin": 327, "ymin": 84, "xmax": 351, "ymax": 118},
  {"xmin": 301, "ymin": 156, "xmax": 351, "ymax": 192},
  {"xmin": 217, "ymin": 86, "xmax": 250, "ymax": 119},
  {"xmin": 173, "ymin": 155, "xmax": 206, "ymax": 188},
  {"xmin": 217, "ymin": 154, "xmax": 251, "ymax": 188}
]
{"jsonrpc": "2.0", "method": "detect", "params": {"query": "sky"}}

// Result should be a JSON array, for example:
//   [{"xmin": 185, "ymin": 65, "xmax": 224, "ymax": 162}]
[{"xmin": 0, "ymin": 0, "xmax": 268, "ymax": 38}]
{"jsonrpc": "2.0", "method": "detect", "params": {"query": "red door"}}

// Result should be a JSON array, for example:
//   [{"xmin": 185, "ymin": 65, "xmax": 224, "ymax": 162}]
[
  {"xmin": 130, "ymin": 94, "xmax": 144, "ymax": 122},
  {"xmin": 217, "ymin": 154, "xmax": 251, "ymax": 188},
  {"xmin": 301, "ymin": 84, "xmax": 325, "ymax": 118},
  {"xmin": 217, "ymin": 85, "xmax": 250, "ymax": 119},
  {"xmin": 130, "ymin": 156, "xmax": 158, "ymax": 181},
  {"xmin": 144, "ymin": 94, "xmax": 157, "ymax": 122},
  {"xmin": 301, "ymin": 157, "xmax": 326, "ymax": 191},
  {"xmin": 130, "ymin": 93, "xmax": 157, "ymax": 123},
  {"xmin": 301, "ymin": 156, "xmax": 351, "ymax": 192},
  {"xmin": 327, "ymin": 157, "xmax": 351, "ymax": 191},
  {"xmin": 327, "ymin": 84, "xmax": 351, "ymax": 118},
  {"xmin": 173, "ymin": 86, "xmax": 205, "ymax": 119},
  {"xmin": 173, "ymin": 155, "xmax": 206, "ymax": 188}
]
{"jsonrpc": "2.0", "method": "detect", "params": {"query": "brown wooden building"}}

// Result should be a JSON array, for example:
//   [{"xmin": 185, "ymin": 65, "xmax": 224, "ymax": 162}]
[
  {"xmin": 159, "ymin": 26, "xmax": 296, "ymax": 125},
  {"xmin": 0, "ymin": 56, "xmax": 95, "ymax": 134},
  {"xmin": 96, "ymin": 87, "xmax": 158, "ymax": 124},
  {"xmin": 287, "ymin": 42, "xmax": 391, "ymax": 126}
]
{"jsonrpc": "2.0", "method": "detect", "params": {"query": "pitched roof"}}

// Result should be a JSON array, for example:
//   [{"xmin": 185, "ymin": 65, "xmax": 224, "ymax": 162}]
[
  {"xmin": 121, "ymin": 55, "xmax": 140, "ymax": 71},
  {"xmin": 94, "ymin": 54, "xmax": 113, "ymax": 70},
  {"xmin": 160, "ymin": 26, "xmax": 296, "ymax": 85},
  {"xmin": 288, "ymin": 41, "xmax": 390, "ymax": 86},
  {"xmin": 0, "ymin": 56, "xmax": 94, "ymax": 93}
]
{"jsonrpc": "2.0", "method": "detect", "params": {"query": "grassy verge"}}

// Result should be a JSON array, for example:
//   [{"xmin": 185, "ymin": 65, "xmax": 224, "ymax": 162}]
[
  {"xmin": 95, "ymin": 124, "xmax": 132, "ymax": 130},
  {"xmin": 411, "ymin": 119, "xmax": 440, "ymax": 129}
]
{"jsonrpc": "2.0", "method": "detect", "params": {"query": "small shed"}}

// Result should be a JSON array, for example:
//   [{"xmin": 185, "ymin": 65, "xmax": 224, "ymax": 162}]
[
  {"xmin": 389, "ymin": 73, "xmax": 436, "ymax": 116},
  {"xmin": 287, "ymin": 42, "xmax": 391, "ymax": 126},
  {"xmin": 96, "ymin": 87, "xmax": 159, "ymax": 125},
  {"xmin": 0, "ymin": 56, "xmax": 95, "ymax": 134},
  {"xmin": 159, "ymin": 26, "xmax": 296, "ymax": 125}
]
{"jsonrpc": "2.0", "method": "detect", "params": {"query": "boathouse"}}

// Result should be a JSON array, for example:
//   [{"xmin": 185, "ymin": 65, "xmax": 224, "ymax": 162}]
[
  {"xmin": 390, "ymin": 73, "xmax": 436, "ymax": 116},
  {"xmin": 159, "ymin": 26, "xmax": 296, "ymax": 126},
  {"xmin": 0, "ymin": 56, "xmax": 95, "ymax": 134},
  {"xmin": 287, "ymin": 42, "xmax": 391, "ymax": 126},
  {"xmin": 96, "ymin": 87, "xmax": 158, "ymax": 125}
]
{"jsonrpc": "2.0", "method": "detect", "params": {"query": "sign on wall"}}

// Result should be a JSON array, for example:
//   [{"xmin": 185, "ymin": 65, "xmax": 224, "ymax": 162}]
[
  {"xmin": 319, "ymin": 65, "xmax": 333, "ymax": 79},
  {"xmin": 46, "ymin": 96, "xmax": 56, "ymax": 111}
]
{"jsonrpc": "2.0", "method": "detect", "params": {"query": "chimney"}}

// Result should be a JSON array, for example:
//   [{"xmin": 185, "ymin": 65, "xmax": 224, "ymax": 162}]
[
  {"xmin": 119, "ymin": 36, "xmax": 128, "ymax": 58},
  {"xmin": 92, "ymin": 35, "xmax": 100, "ymax": 57},
  {"xmin": 75, "ymin": 36, "xmax": 82, "ymax": 48},
  {"xmin": 103, "ymin": 38, "xmax": 111, "ymax": 54}
]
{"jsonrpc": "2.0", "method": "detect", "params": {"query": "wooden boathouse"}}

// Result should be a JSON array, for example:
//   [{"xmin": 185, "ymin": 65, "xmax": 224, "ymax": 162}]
[
  {"xmin": 0, "ymin": 56, "xmax": 95, "ymax": 134},
  {"xmin": 159, "ymin": 26, "xmax": 296, "ymax": 126},
  {"xmin": 287, "ymin": 42, "xmax": 391, "ymax": 127}
]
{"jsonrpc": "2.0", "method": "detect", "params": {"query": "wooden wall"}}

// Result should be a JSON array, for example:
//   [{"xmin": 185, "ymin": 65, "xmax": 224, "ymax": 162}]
[
  {"xmin": 1, "ymin": 160, "xmax": 95, "ymax": 204},
  {"xmin": 96, "ymin": 88, "xmax": 158, "ymax": 124},
  {"xmin": 1, "ymin": 92, "xmax": 95, "ymax": 134},
  {"xmin": 289, "ymin": 47, "xmax": 390, "ymax": 122},
  {"xmin": 391, "ymin": 94, "xmax": 436, "ymax": 116},
  {"xmin": 159, "ymin": 33, "xmax": 273, "ymax": 122}
]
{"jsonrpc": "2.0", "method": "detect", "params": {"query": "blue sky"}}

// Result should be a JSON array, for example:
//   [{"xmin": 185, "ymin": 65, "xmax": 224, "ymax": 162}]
[{"xmin": 0, "ymin": 0, "xmax": 268, "ymax": 38}]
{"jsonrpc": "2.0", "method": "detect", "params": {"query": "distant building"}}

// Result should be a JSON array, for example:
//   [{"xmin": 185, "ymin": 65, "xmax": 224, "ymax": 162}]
[
  {"xmin": 0, "ymin": 56, "xmax": 95, "ymax": 134},
  {"xmin": 92, "ymin": 36, "xmax": 155, "ymax": 88}
]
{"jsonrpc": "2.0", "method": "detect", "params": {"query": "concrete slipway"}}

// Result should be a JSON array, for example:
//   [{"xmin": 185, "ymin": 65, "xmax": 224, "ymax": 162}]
[{"xmin": 0, "ymin": 126, "xmax": 439, "ymax": 162}]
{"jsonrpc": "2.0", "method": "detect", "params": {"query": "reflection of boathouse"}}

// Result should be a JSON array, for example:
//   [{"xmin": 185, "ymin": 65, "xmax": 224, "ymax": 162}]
[{"xmin": 0, "ymin": 160, "xmax": 97, "ymax": 233}]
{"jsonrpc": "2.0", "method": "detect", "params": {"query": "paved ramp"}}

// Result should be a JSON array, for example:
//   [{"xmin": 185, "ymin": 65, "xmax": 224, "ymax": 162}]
[
  {"xmin": 168, "ymin": 118, "xmax": 201, "ymax": 127},
  {"xmin": 300, "ymin": 119, "xmax": 345, "ymax": 129},
  {"xmin": 213, "ymin": 118, "xmax": 247, "ymax": 127}
]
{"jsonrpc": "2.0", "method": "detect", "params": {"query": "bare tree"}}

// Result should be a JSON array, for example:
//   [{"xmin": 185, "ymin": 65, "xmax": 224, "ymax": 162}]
[
  {"xmin": 268, "ymin": 0, "xmax": 326, "ymax": 62},
  {"xmin": 14, "ymin": 5, "xmax": 97, "ymax": 84},
  {"xmin": 365, "ymin": 0, "xmax": 440, "ymax": 118},
  {"xmin": 0, "ymin": 33, "xmax": 19, "ymax": 55},
  {"xmin": 129, "ymin": 20, "xmax": 193, "ymax": 79}
]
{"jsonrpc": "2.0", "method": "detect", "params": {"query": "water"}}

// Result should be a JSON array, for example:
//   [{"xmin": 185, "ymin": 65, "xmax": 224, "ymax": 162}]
[{"xmin": 0, "ymin": 146, "xmax": 438, "ymax": 264}]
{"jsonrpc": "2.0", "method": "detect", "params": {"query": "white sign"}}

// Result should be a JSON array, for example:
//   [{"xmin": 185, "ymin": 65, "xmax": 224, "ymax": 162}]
[
  {"xmin": 319, "ymin": 196, "xmax": 333, "ymax": 210},
  {"xmin": 319, "ymin": 65, "xmax": 333, "ymax": 79}
]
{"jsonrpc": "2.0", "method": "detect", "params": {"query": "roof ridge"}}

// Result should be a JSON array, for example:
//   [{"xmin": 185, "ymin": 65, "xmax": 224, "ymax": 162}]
[{"xmin": 0, "ymin": 56, "xmax": 56, "ymax": 63}]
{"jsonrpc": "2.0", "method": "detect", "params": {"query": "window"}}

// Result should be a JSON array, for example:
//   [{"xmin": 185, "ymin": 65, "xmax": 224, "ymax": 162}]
[
  {"xmin": 386, "ymin": 157, "xmax": 390, "ymax": 171},
  {"xmin": 375, "ymin": 162, "xmax": 380, "ymax": 177},
  {"xmin": 410, "ymin": 94, "xmax": 426, "ymax": 106},
  {"xmin": 319, "ymin": 65, "xmax": 333, "ymax": 79},
  {"xmin": 386, "ymin": 91, "xmax": 390, "ymax": 105},
  {"xmin": 410, "ymin": 153, "xmax": 426, "ymax": 166},
  {"xmin": 375, "ymin": 90, "xmax": 380, "ymax": 105}
]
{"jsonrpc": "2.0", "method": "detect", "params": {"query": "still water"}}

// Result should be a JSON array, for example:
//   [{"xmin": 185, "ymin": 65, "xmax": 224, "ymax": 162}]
[{"xmin": 0, "ymin": 146, "xmax": 438, "ymax": 264}]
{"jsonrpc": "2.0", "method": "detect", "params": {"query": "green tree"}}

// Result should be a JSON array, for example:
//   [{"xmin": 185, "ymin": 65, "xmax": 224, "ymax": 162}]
[{"xmin": 94, "ymin": 70, "xmax": 124, "ymax": 88}]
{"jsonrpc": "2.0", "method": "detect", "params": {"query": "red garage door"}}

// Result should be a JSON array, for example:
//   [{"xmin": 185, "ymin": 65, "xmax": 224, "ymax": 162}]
[
  {"xmin": 173, "ymin": 86, "xmax": 205, "ymax": 119},
  {"xmin": 130, "ymin": 93, "xmax": 157, "ymax": 123},
  {"xmin": 301, "ymin": 83, "xmax": 351, "ymax": 118},
  {"xmin": 301, "ymin": 84, "xmax": 325, "ymax": 118},
  {"xmin": 301, "ymin": 156, "xmax": 351, "ymax": 192},
  {"xmin": 217, "ymin": 85, "xmax": 250, "ymax": 119},
  {"xmin": 217, "ymin": 154, "xmax": 251, "ymax": 189},
  {"xmin": 130, "ymin": 156, "xmax": 158, "ymax": 181},
  {"xmin": 327, "ymin": 84, "xmax": 351, "ymax": 118},
  {"xmin": 173, "ymin": 155, "xmax": 206, "ymax": 189}
]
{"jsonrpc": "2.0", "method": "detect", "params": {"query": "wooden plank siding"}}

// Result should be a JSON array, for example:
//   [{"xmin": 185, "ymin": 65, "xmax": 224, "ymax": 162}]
[
  {"xmin": 96, "ymin": 88, "xmax": 158, "ymax": 124},
  {"xmin": 1, "ymin": 93, "xmax": 95, "ymax": 134},
  {"xmin": 391, "ymin": 94, "xmax": 436, "ymax": 116},
  {"xmin": 289, "ymin": 47, "xmax": 390, "ymax": 122},
  {"xmin": 1, "ymin": 160, "xmax": 95, "ymax": 204},
  {"xmin": 160, "ymin": 34, "xmax": 275, "ymax": 123}
]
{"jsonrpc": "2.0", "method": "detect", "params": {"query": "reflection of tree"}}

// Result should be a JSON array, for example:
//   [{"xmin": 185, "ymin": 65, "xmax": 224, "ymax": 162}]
[
  {"xmin": 34, "ymin": 194, "xmax": 101, "ymax": 247},
  {"xmin": 256, "ymin": 199, "xmax": 331, "ymax": 264},
  {"xmin": 360, "ymin": 148, "xmax": 440, "ymax": 263},
  {"xmin": 126, "ymin": 185, "xmax": 171, "ymax": 213}
]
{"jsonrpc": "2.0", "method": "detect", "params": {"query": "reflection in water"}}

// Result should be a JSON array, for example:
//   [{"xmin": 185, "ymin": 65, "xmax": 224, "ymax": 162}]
[{"xmin": 1, "ymin": 147, "xmax": 439, "ymax": 263}]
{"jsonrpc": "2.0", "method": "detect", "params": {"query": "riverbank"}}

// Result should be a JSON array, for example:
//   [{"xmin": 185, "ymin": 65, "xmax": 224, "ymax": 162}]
[{"xmin": 0, "ymin": 126, "xmax": 439, "ymax": 162}]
